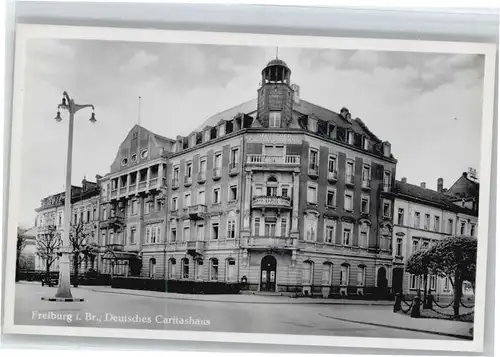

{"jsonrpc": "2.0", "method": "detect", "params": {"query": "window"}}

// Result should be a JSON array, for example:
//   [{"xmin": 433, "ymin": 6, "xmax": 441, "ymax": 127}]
[
  {"xmin": 434, "ymin": 216, "xmax": 440, "ymax": 232},
  {"xmin": 396, "ymin": 238, "xmax": 403, "ymax": 256},
  {"xmin": 183, "ymin": 225, "xmax": 190, "ymax": 242},
  {"xmin": 430, "ymin": 275, "xmax": 437, "ymax": 290},
  {"xmin": 383, "ymin": 202, "xmax": 391, "ymax": 217},
  {"xmin": 343, "ymin": 227, "xmax": 351, "ymax": 246},
  {"xmin": 149, "ymin": 258, "xmax": 156, "ymax": 278},
  {"xmin": 327, "ymin": 124, "xmax": 336, "ymax": 138},
  {"xmin": 168, "ymin": 259, "xmax": 176, "ymax": 279},
  {"xmin": 307, "ymin": 185, "xmax": 317, "ymax": 204},
  {"xmin": 340, "ymin": 264, "xmax": 349, "ymax": 286},
  {"xmin": 410, "ymin": 275, "xmax": 418, "ymax": 289},
  {"xmin": 132, "ymin": 200, "xmax": 138, "ymax": 215},
  {"xmin": 424, "ymin": 214, "xmax": 430, "ymax": 230},
  {"xmin": 309, "ymin": 118, "xmax": 318, "ymax": 132},
  {"xmin": 253, "ymin": 217, "xmax": 261, "ymax": 236},
  {"xmin": 210, "ymin": 259, "xmax": 219, "ymax": 281},
  {"xmin": 182, "ymin": 258, "xmax": 189, "ymax": 279},
  {"xmin": 58, "ymin": 212, "xmax": 62, "ymax": 226},
  {"xmin": 448, "ymin": 219, "xmax": 454, "ymax": 234},
  {"xmin": 361, "ymin": 196, "xmax": 369, "ymax": 213},
  {"xmin": 422, "ymin": 241, "xmax": 429, "ymax": 250},
  {"xmin": 357, "ymin": 266, "xmax": 366, "ymax": 286},
  {"xmin": 325, "ymin": 224, "xmax": 335, "ymax": 243},
  {"xmin": 412, "ymin": 240, "xmax": 419, "ymax": 253},
  {"xmin": 460, "ymin": 221, "xmax": 466, "ymax": 235},
  {"xmin": 309, "ymin": 149, "xmax": 318, "ymax": 170},
  {"xmin": 130, "ymin": 228, "xmax": 136, "ymax": 245},
  {"xmin": 211, "ymin": 222, "xmax": 219, "ymax": 240},
  {"xmin": 145, "ymin": 225, "xmax": 160, "ymax": 244},
  {"xmin": 199, "ymin": 159, "xmax": 207, "ymax": 175},
  {"xmin": 327, "ymin": 189, "xmax": 336, "ymax": 207},
  {"xmin": 344, "ymin": 193, "xmax": 353, "ymax": 211},
  {"xmin": 86, "ymin": 210, "xmax": 90, "ymax": 222},
  {"xmin": 269, "ymin": 112, "xmax": 281, "ymax": 128},
  {"xmin": 470, "ymin": 223, "xmax": 476, "ymax": 236},
  {"xmin": 171, "ymin": 227, "xmax": 177, "ymax": 242},
  {"xmin": 265, "ymin": 221, "xmax": 277, "ymax": 236},
  {"xmin": 226, "ymin": 259, "xmax": 236, "ymax": 281},
  {"xmin": 280, "ymin": 218, "xmax": 288, "ymax": 237},
  {"xmin": 172, "ymin": 197, "xmax": 178, "ymax": 210},
  {"xmin": 346, "ymin": 161, "xmax": 354, "ymax": 176},
  {"xmin": 184, "ymin": 193, "xmax": 191, "ymax": 208},
  {"xmin": 397, "ymin": 208, "xmax": 404, "ymax": 225},
  {"xmin": 362, "ymin": 136, "xmax": 369, "ymax": 150},
  {"xmin": 304, "ymin": 213, "xmax": 318, "ymax": 241},
  {"xmin": 383, "ymin": 171, "xmax": 391, "ymax": 188},
  {"xmin": 214, "ymin": 153, "xmax": 222, "ymax": 169},
  {"xmin": 359, "ymin": 224, "xmax": 369, "ymax": 248},
  {"xmin": 230, "ymin": 148, "xmax": 239, "ymax": 168},
  {"xmin": 347, "ymin": 131, "xmax": 354, "ymax": 145},
  {"xmin": 328, "ymin": 156, "xmax": 337, "ymax": 173},
  {"xmin": 444, "ymin": 277, "xmax": 450, "ymax": 291},
  {"xmin": 109, "ymin": 232, "xmax": 114, "ymax": 245},
  {"xmin": 213, "ymin": 188, "xmax": 220, "ymax": 204},
  {"xmin": 196, "ymin": 260, "xmax": 204, "ymax": 280},
  {"xmin": 229, "ymin": 185, "xmax": 238, "ymax": 201},
  {"xmin": 322, "ymin": 263, "xmax": 333, "ymax": 285},
  {"xmin": 281, "ymin": 186, "xmax": 289, "ymax": 197},
  {"xmin": 414, "ymin": 212, "xmax": 420, "ymax": 228},
  {"xmin": 101, "ymin": 232, "xmax": 106, "ymax": 246},
  {"xmin": 302, "ymin": 261, "xmax": 313, "ymax": 285},
  {"xmin": 173, "ymin": 167, "xmax": 179, "ymax": 182},
  {"xmin": 186, "ymin": 162, "xmax": 193, "ymax": 178},
  {"xmin": 227, "ymin": 220, "xmax": 236, "ymax": 239}
]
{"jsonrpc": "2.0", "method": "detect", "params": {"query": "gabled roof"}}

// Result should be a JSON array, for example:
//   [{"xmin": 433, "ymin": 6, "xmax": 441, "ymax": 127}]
[{"xmin": 447, "ymin": 173, "xmax": 480, "ymax": 200}]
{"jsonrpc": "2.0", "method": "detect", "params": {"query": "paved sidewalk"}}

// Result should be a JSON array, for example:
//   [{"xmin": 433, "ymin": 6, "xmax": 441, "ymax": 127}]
[{"xmin": 82, "ymin": 285, "xmax": 394, "ymax": 306}]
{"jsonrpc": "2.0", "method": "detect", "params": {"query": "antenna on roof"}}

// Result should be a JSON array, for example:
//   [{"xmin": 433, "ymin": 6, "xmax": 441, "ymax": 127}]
[{"xmin": 276, "ymin": 46, "xmax": 279, "ymax": 59}]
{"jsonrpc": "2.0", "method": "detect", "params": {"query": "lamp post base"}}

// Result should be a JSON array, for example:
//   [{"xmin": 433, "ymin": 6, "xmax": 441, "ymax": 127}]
[{"xmin": 41, "ymin": 297, "xmax": 85, "ymax": 302}]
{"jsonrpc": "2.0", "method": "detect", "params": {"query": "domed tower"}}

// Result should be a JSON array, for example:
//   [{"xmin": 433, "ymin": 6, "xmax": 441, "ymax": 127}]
[{"xmin": 256, "ymin": 58, "xmax": 294, "ymax": 128}]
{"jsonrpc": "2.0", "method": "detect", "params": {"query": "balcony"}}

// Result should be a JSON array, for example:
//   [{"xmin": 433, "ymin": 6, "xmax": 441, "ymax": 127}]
[
  {"xmin": 102, "ymin": 216, "xmax": 125, "ymax": 230},
  {"xmin": 246, "ymin": 154, "xmax": 300, "ymax": 167},
  {"xmin": 184, "ymin": 175, "xmax": 193, "ymax": 187},
  {"xmin": 138, "ymin": 180, "xmax": 147, "ymax": 191},
  {"xmin": 119, "ymin": 187, "xmax": 126, "ymax": 195},
  {"xmin": 213, "ymin": 167, "xmax": 222, "ymax": 180},
  {"xmin": 229, "ymin": 162, "xmax": 239, "ymax": 176},
  {"xmin": 197, "ymin": 172, "xmax": 206, "ymax": 183},
  {"xmin": 186, "ymin": 240, "xmax": 205, "ymax": 256},
  {"xmin": 149, "ymin": 177, "xmax": 158, "ymax": 187},
  {"xmin": 188, "ymin": 204, "xmax": 207, "ymax": 220},
  {"xmin": 252, "ymin": 196, "xmax": 291, "ymax": 209},
  {"xmin": 327, "ymin": 170, "xmax": 338, "ymax": 182},
  {"xmin": 242, "ymin": 236, "xmax": 297, "ymax": 250},
  {"xmin": 383, "ymin": 184, "xmax": 392, "ymax": 193},
  {"xmin": 172, "ymin": 178, "xmax": 180, "ymax": 189},
  {"xmin": 361, "ymin": 180, "xmax": 371, "ymax": 190},
  {"xmin": 105, "ymin": 243, "xmax": 124, "ymax": 252},
  {"xmin": 129, "ymin": 183, "xmax": 137, "ymax": 194},
  {"xmin": 345, "ymin": 174, "xmax": 355, "ymax": 186},
  {"xmin": 110, "ymin": 189, "xmax": 118, "ymax": 200},
  {"xmin": 308, "ymin": 164, "xmax": 319, "ymax": 178}
]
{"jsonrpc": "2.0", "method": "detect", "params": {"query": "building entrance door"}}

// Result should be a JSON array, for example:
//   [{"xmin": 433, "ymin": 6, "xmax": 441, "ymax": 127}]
[
  {"xmin": 260, "ymin": 255, "xmax": 277, "ymax": 292},
  {"xmin": 392, "ymin": 267, "xmax": 404, "ymax": 294}
]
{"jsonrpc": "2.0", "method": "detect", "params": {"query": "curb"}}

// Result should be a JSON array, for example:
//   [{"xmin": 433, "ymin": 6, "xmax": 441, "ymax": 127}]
[
  {"xmin": 41, "ymin": 297, "xmax": 85, "ymax": 302},
  {"xmin": 319, "ymin": 313, "xmax": 473, "ymax": 340},
  {"xmin": 90, "ymin": 289, "xmax": 393, "ymax": 306}
]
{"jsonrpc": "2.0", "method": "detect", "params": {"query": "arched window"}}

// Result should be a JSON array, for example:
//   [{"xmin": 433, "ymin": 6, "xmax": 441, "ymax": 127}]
[
  {"xmin": 322, "ymin": 262, "xmax": 333, "ymax": 285},
  {"xmin": 149, "ymin": 258, "xmax": 156, "ymax": 278},
  {"xmin": 210, "ymin": 258, "xmax": 219, "ymax": 281},
  {"xmin": 181, "ymin": 258, "xmax": 189, "ymax": 279},
  {"xmin": 226, "ymin": 258, "xmax": 236, "ymax": 281},
  {"xmin": 357, "ymin": 265, "xmax": 366, "ymax": 286},
  {"xmin": 302, "ymin": 260, "xmax": 314, "ymax": 285},
  {"xmin": 266, "ymin": 176, "xmax": 278, "ymax": 196},
  {"xmin": 304, "ymin": 213, "xmax": 318, "ymax": 241},
  {"xmin": 340, "ymin": 263, "xmax": 350, "ymax": 286},
  {"xmin": 168, "ymin": 258, "xmax": 176, "ymax": 279},
  {"xmin": 195, "ymin": 259, "xmax": 204, "ymax": 280}
]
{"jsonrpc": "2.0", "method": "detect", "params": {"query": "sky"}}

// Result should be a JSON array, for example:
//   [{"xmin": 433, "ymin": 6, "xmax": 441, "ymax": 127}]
[{"xmin": 18, "ymin": 39, "xmax": 485, "ymax": 228}]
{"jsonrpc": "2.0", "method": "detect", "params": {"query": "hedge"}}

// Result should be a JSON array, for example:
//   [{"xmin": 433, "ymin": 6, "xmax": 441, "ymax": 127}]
[{"xmin": 111, "ymin": 277, "xmax": 241, "ymax": 294}]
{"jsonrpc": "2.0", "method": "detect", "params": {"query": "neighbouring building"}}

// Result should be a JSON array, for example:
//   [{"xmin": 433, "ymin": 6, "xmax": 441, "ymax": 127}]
[
  {"xmin": 18, "ymin": 226, "xmax": 37, "ymax": 270},
  {"xmin": 97, "ymin": 58, "xmax": 398, "ymax": 297},
  {"xmin": 392, "ymin": 175, "xmax": 478, "ymax": 298}
]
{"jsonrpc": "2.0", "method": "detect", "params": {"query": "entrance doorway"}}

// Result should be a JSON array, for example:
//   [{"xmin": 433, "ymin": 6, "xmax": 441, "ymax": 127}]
[
  {"xmin": 260, "ymin": 255, "xmax": 277, "ymax": 292},
  {"xmin": 392, "ymin": 267, "xmax": 404, "ymax": 294}
]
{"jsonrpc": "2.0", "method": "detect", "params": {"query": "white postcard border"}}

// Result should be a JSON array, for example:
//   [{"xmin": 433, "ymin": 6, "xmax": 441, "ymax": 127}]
[{"xmin": 3, "ymin": 24, "xmax": 497, "ymax": 353}]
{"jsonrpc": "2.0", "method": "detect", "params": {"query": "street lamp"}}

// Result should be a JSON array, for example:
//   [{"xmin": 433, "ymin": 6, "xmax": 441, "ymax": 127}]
[{"xmin": 53, "ymin": 91, "xmax": 95, "ymax": 300}]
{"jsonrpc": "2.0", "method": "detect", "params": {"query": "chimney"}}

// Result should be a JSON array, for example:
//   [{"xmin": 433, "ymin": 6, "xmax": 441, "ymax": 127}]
[
  {"xmin": 437, "ymin": 178, "xmax": 443, "ymax": 192},
  {"xmin": 463, "ymin": 172, "xmax": 468, "ymax": 178},
  {"xmin": 401, "ymin": 177, "xmax": 407, "ymax": 183},
  {"xmin": 420, "ymin": 182, "xmax": 426, "ymax": 189}
]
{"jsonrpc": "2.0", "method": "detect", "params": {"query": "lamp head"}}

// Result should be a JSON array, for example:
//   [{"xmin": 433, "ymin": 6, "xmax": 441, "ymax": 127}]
[
  {"xmin": 89, "ymin": 111, "xmax": 96, "ymax": 124},
  {"xmin": 54, "ymin": 111, "xmax": 62, "ymax": 122},
  {"xmin": 61, "ymin": 97, "xmax": 67, "ymax": 107}
]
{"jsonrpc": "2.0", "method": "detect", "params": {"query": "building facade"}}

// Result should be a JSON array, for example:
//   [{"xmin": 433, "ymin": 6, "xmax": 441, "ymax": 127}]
[{"xmin": 391, "ymin": 175, "xmax": 478, "ymax": 297}]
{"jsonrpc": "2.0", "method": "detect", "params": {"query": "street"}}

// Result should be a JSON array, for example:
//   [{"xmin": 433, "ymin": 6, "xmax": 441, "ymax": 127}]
[{"xmin": 14, "ymin": 283, "xmax": 457, "ymax": 339}]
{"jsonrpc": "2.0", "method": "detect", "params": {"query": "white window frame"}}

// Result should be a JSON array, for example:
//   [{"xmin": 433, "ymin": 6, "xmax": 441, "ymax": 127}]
[
  {"xmin": 212, "ymin": 187, "xmax": 221, "ymax": 204},
  {"xmin": 342, "ymin": 223, "xmax": 352, "ymax": 246},
  {"xmin": 344, "ymin": 192, "xmax": 354, "ymax": 212},
  {"xmin": 229, "ymin": 184, "xmax": 238, "ymax": 202},
  {"xmin": 326, "ymin": 188, "xmax": 336, "ymax": 207},
  {"xmin": 357, "ymin": 266, "xmax": 366, "ymax": 286},
  {"xmin": 361, "ymin": 195, "xmax": 370, "ymax": 214},
  {"xmin": 340, "ymin": 264, "xmax": 350, "ymax": 286},
  {"xmin": 211, "ymin": 220, "xmax": 220, "ymax": 240},
  {"xmin": 328, "ymin": 155, "xmax": 337, "ymax": 173},
  {"xmin": 227, "ymin": 219, "xmax": 236, "ymax": 239},
  {"xmin": 307, "ymin": 182, "xmax": 318, "ymax": 204},
  {"xmin": 322, "ymin": 263, "xmax": 333, "ymax": 285},
  {"xmin": 226, "ymin": 259, "xmax": 236, "ymax": 281},
  {"xmin": 210, "ymin": 258, "xmax": 219, "ymax": 281},
  {"xmin": 269, "ymin": 112, "xmax": 282, "ymax": 128},
  {"xmin": 325, "ymin": 221, "xmax": 335, "ymax": 244}
]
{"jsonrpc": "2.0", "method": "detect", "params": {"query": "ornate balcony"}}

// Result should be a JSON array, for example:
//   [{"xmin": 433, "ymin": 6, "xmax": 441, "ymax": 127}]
[
  {"xmin": 197, "ymin": 172, "xmax": 206, "ymax": 183},
  {"xmin": 184, "ymin": 175, "xmax": 192, "ymax": 187},
  {"xmin": 229, "ymin": 162, "xmax": 239, "ymax": 176},
  {"xmin": 246, "ymin": 155, "xmax": 300, "ymax": 167},
  {"xmin": 327, "ymin": 170, "xmax": 338, "ymax": 182},
  {"xmin": 102, "ymin": 215, "xmax": 125, "ymax": 230},
  {"xmin": 186, "ymin": 240, "xmax": 205, "ymax": 256},
  {"xmin": 361, "ymin": 180, "xmax": 371, "ymax": 190},
  {"xmin": 345, "ymin": 174, "xmax": 355, "ymax": 186},
  {"xmin": 308, "ymin": 164, "xmax": 319, "ymax": 178},
  {"xmin": 188, "ymin": 204, "xmax": 207, "ymax": 220},
  {"xmin": 242, "ymin": 236, "xmax": 297, "ymax": 250},
  {"xmin": 110, "ymin": 189, "xmax": 118, "ymax": 200},
  {"xmin": 171, "ymin": 178, "xmax": 180, "ymax": 189},
  {"xmin": 213, "ymin": 167, "xmax": 222, "ymax": 180},
  {"xmin": 252, "ymin": 196, "xmax": 291, "ymax": 209}
]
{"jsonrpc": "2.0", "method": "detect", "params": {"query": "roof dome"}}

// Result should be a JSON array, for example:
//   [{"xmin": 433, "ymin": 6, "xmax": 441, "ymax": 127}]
[{"xmin": 265, "ymin": 59, "xmax": 288, "ymax": 68}]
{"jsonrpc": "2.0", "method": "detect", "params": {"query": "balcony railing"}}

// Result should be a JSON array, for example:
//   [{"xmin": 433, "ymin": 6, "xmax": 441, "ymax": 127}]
[
  {"xmin": 149, "ymin": 178, "xmax": 158, "ymax": 187},
  {"xmin": 197, "ymin": 172, "xmax": 206, "ymax": 183},
  {"xmin": 188, "ymin": 204, "xmax": 207, "ymax": 219},
  {"xmin": 184, "ymin": 175, "xmax": 193, "ymax": 186},
  {"xmin": 243, "ymin": 236, "xmax": 297, "ymax": 250},
  {"xmin": 345, "ymin": 174, "xmax": 355, "ymax": 185},
  {"xmin": 252, "ymin": 195, "xmax": 291, "ymax": 209},
  {"xmin": 246, "ymin": 154, "xmax": 300, "ymax": 166},
  {"xmin": 362, "ymin": 180, "xmax": 371, "ymax": 189},
  {"xmin": 229, "ymin": 162, "xmax": 239, "ymax": 176},
  {"xmin": 110, "ymin": 189, "xmax": 117, "ymax": 199},
  {"xmin": 327, "ymin": 170, "xmax": 338, "ymax": 182},
  {"xmin": 213, "ymin": 167, "xmax": 222, "ymax": 179},
  {"xmin": 172, "ymin": 178, "xmax": 179, "ymax": 188},
  {"xmin": 129, "ymin": 183, "xmax": 137, "ymax": 192},
  {"xmin": 138, "ymin": 181, "xmax": 147, "ymax": 190},
  {"xmin": 308, "ymin": 164, "xmax": 319, "ymax": 177},
  {"xmin": 186, "ymin": 240, "xmax": 205, "ymax": 256}
]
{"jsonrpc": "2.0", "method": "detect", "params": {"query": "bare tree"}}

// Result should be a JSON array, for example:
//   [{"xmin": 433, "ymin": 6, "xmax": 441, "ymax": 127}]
[
  {"xmin": 35, "ymin": 225, "xmax": 61, "ymax": 284},
  {"xmin": 16, "ymin": 228, "xmax": 27, "ymax": 282},
  {"xmin": 69, "ymin": 220, "xmax": 95, "ymax": 287}
]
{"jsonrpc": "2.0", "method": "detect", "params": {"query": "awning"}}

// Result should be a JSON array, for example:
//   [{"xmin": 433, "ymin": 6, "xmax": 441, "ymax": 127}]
[{"xmin": 102, "ymin": 250, "xmax": 139, "ymax": 260}]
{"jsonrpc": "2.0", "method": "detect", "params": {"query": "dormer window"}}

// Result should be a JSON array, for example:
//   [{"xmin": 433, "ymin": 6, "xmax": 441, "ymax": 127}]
[
  {"xmin": 218, "ymin": 124, "xmax": 225, "ymax": 137},
  {"xmin": 362, "ymin": 136, "xmax": 369, "ymax": 150},
  {"xmin": 204, "ymin": 129, "xmax": 211, "ymax": 142},
  {"xmin": 347, "ymin": 131, "xmax": 354, "ymax": 145},
  {"xmin": 309, "ymin": 118, "xmax": 317, "ymax": 132},
  {"xmin": 327, "ymin": 124, "xmax": 336, "ymax": 139},
  {"xmin": 269, "ymin": 112, "xmax": 281, "ymax": 128}
]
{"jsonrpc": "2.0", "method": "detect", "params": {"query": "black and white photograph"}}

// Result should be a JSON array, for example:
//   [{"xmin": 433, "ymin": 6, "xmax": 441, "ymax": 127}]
[{"xmin": 2, "ymin": 24, "xmax": 496, "ymax": 352}]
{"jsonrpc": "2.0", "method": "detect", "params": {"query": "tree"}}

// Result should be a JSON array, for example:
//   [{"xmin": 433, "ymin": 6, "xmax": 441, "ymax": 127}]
[
  {"xmin": 16, "ymin": 229, "xmax": 27, "ymax": 282},
  {"xmin": 428, "ymin": 236, "xmax": 477, "ymax": 317},
  {"xmin": 405, "ymin": 249, "xmax": 432, "ymax": 301},
  {"xmin": 69, "ymin": 220, "xmax": 95, "ymax": 287},
  {"xmin": 35, "ymin": 225, "xmax": 61, "ymax": 283}
]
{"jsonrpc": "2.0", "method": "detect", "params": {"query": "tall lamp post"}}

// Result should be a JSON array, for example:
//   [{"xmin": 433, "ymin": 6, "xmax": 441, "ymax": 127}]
[{"xmin": 52, "ymin": 91, "xmax": 96, "ymax": 300}]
